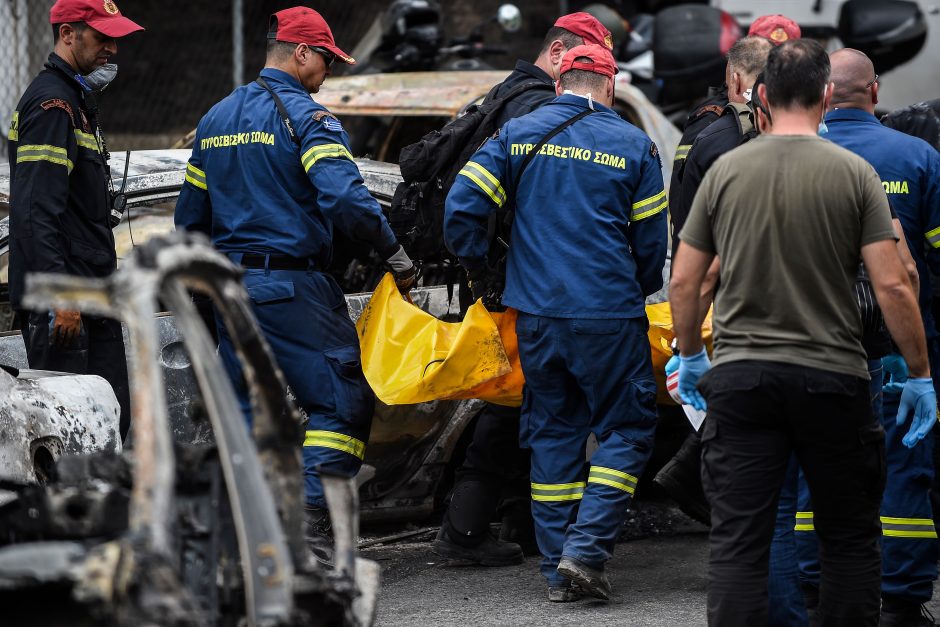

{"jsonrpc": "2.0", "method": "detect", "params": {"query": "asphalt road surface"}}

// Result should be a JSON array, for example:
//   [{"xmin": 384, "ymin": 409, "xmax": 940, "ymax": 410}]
[{"xmin": 365, "ymin": 503, "xmax": 940, "ymax": 627}]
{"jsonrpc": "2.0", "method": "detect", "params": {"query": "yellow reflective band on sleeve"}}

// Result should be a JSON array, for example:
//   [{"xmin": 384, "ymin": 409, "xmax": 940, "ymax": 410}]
[
  {"xmin": 16, "ymin": 144, "xmax": 72, "ymax": 173},
  {"xmin": 8, "ymin": 111, "xmax": 18, "ymax": 141},
  {"xmin": 674, "ymin": 144, "xmax": 691, "ymax": 161},
  {"xmin": 926, "ymin": 226, "xmax": 940, "ymax": 249},
  {"xmin": 458, "ymin": 161, "xmax": 507, "ymax": 208},
  {"xmin": 587, "ymin": 466, "xmax": 638, "ymax": 494},
  {"xmin": 73, "ymin": 129, "xmax": 98, "ymax": 152},
  {"xmin": 631, "ymin": 190, "xmax": 667, "ymax": 221},
  {"xmin": 794, "ymin": 511, "xmax": 814, "ymax": 532},
  {"xmin": 304, "ymin": 430, "xmax": 366, "ymax": 460},
  {"xmin": 301, "ymin": 143, "xmax": 353, "ymax": 172},
  {"xmin": 881, "ymin": 517, "xmax": 938, "ymax": 538},
  {"xmin": 531, "ymin": 481, "xmax": 585, "ymax": 502},
  {"xmin": 185, "ymin": 163, "xmax": 207, "ymax": 190}
]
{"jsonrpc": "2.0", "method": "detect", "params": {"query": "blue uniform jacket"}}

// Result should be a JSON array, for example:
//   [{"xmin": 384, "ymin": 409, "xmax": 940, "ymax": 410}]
[
  {"xmin": 825, "ymin": 108, "xmax": 940, "ymax": 336},
  {"xmin": 444, "ymin": 93, "xmax": 668, "ymax": 319},
  {"xmin": 175, "ymin": 68, "xmax": 398, "ymax": 264}
]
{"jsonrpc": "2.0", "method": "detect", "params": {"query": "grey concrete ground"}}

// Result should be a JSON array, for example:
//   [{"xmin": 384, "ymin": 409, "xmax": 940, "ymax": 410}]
[
  {"xmin": 368, "ymin": 533, "xmax": 709, "ymax": 627},
  {"xmin": 365, "ymin": 503, "xmax": 940, "ymax": 627}
]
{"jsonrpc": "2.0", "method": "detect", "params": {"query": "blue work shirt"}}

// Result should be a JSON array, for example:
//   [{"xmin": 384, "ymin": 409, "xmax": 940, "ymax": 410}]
[
  {"xmin": 444, "ymin": 93, "xmax": 668, "ymax": 318},
  {"xmin": 175, "ymin": 68, "xmax": 398, "ymax": 264},
  {"xmin": 825, "ymin": 108, "xmax": 940, "ymax": 336}
]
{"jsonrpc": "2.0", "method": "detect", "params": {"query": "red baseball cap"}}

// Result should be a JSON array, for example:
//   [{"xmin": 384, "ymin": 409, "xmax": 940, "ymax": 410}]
[
  {"xmin": 269, "ymin": 6, "xmax": 355, "ymax": 65},
  {"xmin": 554, "ymin": 12, "xmax": 614, "ymax": 51},
  {"xmin": 560, "ymin": 44, "xmax": 618, "ymax": 78},
  {"xmin": 50, "ymin": 0, "xmax": 143, "ymax": 38},
  {"xmin": 748, "ymin": 14, "xmax": 801, "ymax": 44}
]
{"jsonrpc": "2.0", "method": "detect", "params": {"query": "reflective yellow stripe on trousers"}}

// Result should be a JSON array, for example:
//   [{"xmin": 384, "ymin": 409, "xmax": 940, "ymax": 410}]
[
  {"xmin": 588, "ymin": 466, "xmax": 638, "ymax": 494},
  {"xmin": 304, "ymin": 430, "xmax": 366, "ymax": 460},
  {"xmin": 795, "ymin": 512, "xmax": 938, "ymax": 538},
  {"xmin": 531, "ymin": 481, "xmax": 585, "ymax": 502}
]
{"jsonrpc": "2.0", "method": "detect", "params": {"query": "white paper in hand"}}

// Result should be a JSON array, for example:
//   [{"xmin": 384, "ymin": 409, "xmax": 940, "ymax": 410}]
[{"xmin": 666, "ymin": 369, "xmax": 706, "ymax": 431}]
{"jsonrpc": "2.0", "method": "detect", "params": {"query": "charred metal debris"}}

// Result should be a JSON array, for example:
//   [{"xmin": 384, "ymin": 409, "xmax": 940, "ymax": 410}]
[{"xmin": 0, "ymin": 232, "xmax": 379, "ymax": 626}]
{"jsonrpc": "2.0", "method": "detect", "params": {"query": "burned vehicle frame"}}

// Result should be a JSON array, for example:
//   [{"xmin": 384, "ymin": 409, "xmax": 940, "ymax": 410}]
[{"xmin": 0, "ymin": 233, "xmax": 378, "ymax": 626}]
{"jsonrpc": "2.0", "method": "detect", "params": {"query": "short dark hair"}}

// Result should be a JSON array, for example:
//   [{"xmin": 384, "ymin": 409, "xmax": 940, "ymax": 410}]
[
  {"xmin": 266, "ymin": 40, "xmax": 297, "ymax": 62},
  {"xmin": 540, "ymin": 26, "xmax": 583, "ymax": 54},
  {"xmin": 764, "ymin": 39, "xmax": 831, "ymax": 110},
  {"xmin": 559, "ymin": 58, "xmax": 609, "ymax": 93},
  {"xmin": 727, "ymin": 36, "xmax": 772, "ymax": 80},
  {"xmin": 52, "ymin": 21, "xmax": 86, "ymax": 43}
]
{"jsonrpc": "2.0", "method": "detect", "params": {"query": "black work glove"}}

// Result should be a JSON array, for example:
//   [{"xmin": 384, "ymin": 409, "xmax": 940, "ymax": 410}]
[
  {"xmin": 385, "ymin": 245, "xmax": 418, "ymax": 294},
  {"xmin": 468, "ymin": 266, "xmax": 505, "ymax": 312}
]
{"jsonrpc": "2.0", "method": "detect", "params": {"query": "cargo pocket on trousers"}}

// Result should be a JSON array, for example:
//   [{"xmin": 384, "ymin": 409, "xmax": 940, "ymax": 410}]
[
  {"xmin": 857, "ymin": 421, "xmax": 887, "ymax": 501},
  {"xmin": 324, "ymin": 345, "xmax": 375, "ymax": 430},
  {"xmin": 246, "ymin": 280, "xmax": 295, "ymax": 305}
]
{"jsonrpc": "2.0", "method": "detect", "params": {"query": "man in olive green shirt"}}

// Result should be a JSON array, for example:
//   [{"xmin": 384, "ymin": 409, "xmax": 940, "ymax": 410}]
[{"xmin": 670, "ymin": 39, "xmax": 936, "ymax": 627}]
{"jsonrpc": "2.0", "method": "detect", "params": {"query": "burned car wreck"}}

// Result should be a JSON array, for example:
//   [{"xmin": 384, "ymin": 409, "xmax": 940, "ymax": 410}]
[{"xmin": 0, "ymin": 234, "xmax": 379, "ymax": 626}]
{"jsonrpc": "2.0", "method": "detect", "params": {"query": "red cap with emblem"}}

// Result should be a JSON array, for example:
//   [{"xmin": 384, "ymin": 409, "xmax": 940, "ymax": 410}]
[
  {"xmin": 269, "ymin": 6, "xmax": 356, "ymax": 65},
  {"xmin": 50, "ymin": 0, "xmax": 143, "ymax": 38},
  {"xmin": 554, "ymin": 12, "xmax": 614, "ymax": 51},
  {"xmin": 559, "ymin": 44, "xmax": 618, "ymax": 78},
  {"xmin": 748, "ymin": 14, "xmax": 801, "ymax": 45}
]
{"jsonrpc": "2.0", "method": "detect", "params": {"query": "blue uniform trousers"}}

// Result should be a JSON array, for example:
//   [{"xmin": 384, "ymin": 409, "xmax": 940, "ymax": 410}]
[
  {"xmin": 516, "ymin": 313, "xmax": 657, "ymax": 586},
  {"xmin": 768, "ymin": 455, "xmax": 810, "ymax": 627},
  {"xmin": 796, "ymin": 361, "xmax": 938, "ymax": 604},
  {"xmin": 216, "ymin": 262, "xmax": 374, "ymax": 508}
]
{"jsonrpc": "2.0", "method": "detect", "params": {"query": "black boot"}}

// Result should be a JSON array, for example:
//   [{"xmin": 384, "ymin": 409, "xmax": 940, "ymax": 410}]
[
  {"xmin": 881, "ymin": 595, "xmax": 937, "ymax": 626},
  {"xmin": 433, "ymin": 480, "xmax": 523, "ymax": 566},
  {"xmin": 304, "ymin": 506, "xmax": 334, "ymax": 567},
  {"xmin": 653, "ymin": 429, "xmax": 710, "ymax": 525},
  {"xmin": 432, "ymin": 524, "xmax": 524, "ymax": 566}
]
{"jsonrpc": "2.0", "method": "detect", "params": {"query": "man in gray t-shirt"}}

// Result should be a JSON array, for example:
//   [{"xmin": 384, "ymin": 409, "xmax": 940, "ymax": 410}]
[{"xmin": 670, "ymin": 39, "xmax": 937, "ymax": 627}]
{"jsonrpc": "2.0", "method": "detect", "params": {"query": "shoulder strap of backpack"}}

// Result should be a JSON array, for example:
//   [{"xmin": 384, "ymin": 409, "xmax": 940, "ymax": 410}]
[
  {"xmin": 515, "ymin": 108, "xmax": 595, "ymax": 187},
  {"xmin": 256, "ymin": 77, "xmax": 301, "ymax": 148},
  {"xmin": 723, "ymin": 101, "xmax": 757, "ymax": 141}
]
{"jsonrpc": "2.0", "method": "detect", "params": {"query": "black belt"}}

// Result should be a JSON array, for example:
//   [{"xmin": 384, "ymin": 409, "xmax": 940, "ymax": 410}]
[{"xmin": 239, "ymin": 253, "xmax": 316, "ymax": 271}]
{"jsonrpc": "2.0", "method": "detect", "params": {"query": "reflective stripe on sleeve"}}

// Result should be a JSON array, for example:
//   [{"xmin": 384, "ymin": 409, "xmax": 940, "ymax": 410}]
[
  {"xmin": 674, "ymin": 144, "xmax": 691, "ymax": 161},
  {"xmin": 185, "ymin": 163, "xmax": 207, "ymax": 190},
  {"xmin": 795, "ymin": 511, "xmax": 814, "ymax": 532},
  {"xmin": 458, "ymin": 161, "xmax": 507, "ymax": 208},
  {"xmin": 304, "ymin": 430, "xmax": 366, "ymax": 460},
  {"xmin": 631, "ymin": 189, "xmax": 667, "ymax": 221},
  {"xmin": 73, "ymin": 129, "xmax": 98, "ymax": 152},
  {"xmin": 16, "ymin": 144, "xmax": 72, "ymax": 172},
  {"xmin": 881, "ymin": 517, "xmax": 938, "ymax": 538},
  {"xmin": 926, "ymin": 226, "xmax": 940, "ymax": 249},
  {"xmin": 531, "ymin": 481, "xmax": 585, "ymax": 502},
  {"xmin": 587, "ymin": 466, "xmax": 638, "ymax": 494},
  {"xmin": 301, "ymin": 143, "xmax": 353, "ymax": 172}
]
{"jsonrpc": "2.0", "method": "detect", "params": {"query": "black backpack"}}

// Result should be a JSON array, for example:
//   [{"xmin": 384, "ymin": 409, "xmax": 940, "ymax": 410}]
[{"xmin": 389, "ymin": 80, "xmax": 555, "ymax": 261}]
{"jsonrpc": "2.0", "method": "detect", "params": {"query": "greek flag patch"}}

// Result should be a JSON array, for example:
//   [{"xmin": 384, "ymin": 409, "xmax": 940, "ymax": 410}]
[{"xmin": 314, "ymin": 110, "xmax": 343, "ymax": 133}]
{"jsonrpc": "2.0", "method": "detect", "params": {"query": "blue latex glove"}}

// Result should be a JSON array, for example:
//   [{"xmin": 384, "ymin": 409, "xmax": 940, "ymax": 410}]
[
  {"xmin": 665, "ymin": 354, "xmax": 679, "ymax": 377},
  {"xmin": 882, "ymin": 354, "xmax": 909, "ymax": 395},
  {"xmin": 678, "ymin": 348, "xmax": 711, "ymax": 411},
  {"xmin": 896, "ymin": 377, "xmax": 938, "ymax": 448}
]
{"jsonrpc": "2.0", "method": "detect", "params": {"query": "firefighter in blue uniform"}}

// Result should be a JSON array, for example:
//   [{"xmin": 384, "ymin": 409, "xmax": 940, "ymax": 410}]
[
  {"xmin": 794, "ymin": 48, "xmax": 940, "ymax": 627},
  {"xmin": 174, "ymin": 6, "xmax": 415, "ymax": 564},
  {"xmin": 7, "ymin": 0, "xmax": 143, "ymax": 440},
  {"xmin": 444, "ymin": 44, "xmax": 667, "ymax": 602}
]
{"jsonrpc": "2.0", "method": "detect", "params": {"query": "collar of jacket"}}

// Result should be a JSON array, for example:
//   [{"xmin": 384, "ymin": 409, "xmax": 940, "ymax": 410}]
[
  {"xmin": 825, "ymin": 108, "xmax": 879, "ymax": 125},
  {"xmin": 511, "ymin": 59, "xmax": 553, "ymax": 85},
  {"xmin": 258, "ymin": 67, "xmax": 308, "ymax": 94},
  {"xmin": 45, "ymin": 52, "xmax": 86, "ymax": 96},
  {"xmin": 552, "ymin": 92, "xmax": 616, "ymax": 114}
]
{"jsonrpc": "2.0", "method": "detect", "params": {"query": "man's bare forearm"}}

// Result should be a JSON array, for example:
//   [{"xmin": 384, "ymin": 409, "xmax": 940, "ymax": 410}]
[
  {"xmin": 879, "ymin": 284, "xmax": 930, "ymax": 377},
  {"xmin": 670, "ymin": 243, "xmax": 715, "ymax": 356}
]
